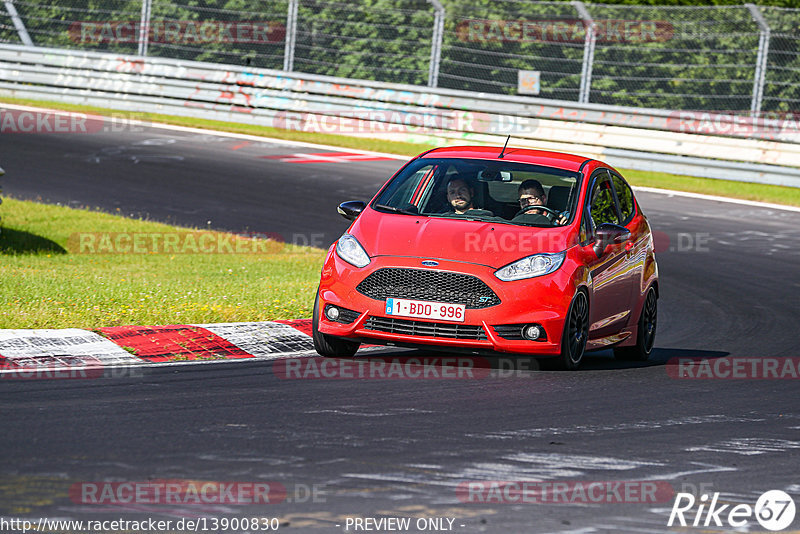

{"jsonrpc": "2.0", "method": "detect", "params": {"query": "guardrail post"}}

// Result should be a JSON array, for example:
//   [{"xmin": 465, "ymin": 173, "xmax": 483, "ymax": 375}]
[
  {"xmin": 3, "ymin": 1, "xmax": 34, "ymax": 46},
  {"xmin": 573, "ymin": 1, "xmax": 596, "ymax": 104},
  {"xmin": 138, "ymin": 0, "xmax": 151, "ymax": 56},
  {"xmin": 746, "ymin": 3, "xmax": 770, "ymax": 117},
  {"xmin": 283, "ymin": 0, "xmax": 298, "ymax": 72},
  {"xmin": 427, "ymin": 0, "xmax": 444, "ymax": 88}
]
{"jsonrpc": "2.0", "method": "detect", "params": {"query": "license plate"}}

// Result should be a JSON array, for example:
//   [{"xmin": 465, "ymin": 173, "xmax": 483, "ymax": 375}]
[{"xmin": 385, "ymin": 298, "xmax": 466, "ymax": 323}]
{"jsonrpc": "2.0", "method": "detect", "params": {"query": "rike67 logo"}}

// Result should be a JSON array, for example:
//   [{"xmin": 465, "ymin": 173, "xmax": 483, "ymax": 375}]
[{"xmin": 668, "ymin": 490, "xmax": 796, "ymax": 531}]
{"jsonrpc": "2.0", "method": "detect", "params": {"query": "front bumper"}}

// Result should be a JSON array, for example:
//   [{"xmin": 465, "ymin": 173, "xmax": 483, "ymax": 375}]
[{"xmin": 318, "ymin": 252, "xmax": 578, "ymax": 356}]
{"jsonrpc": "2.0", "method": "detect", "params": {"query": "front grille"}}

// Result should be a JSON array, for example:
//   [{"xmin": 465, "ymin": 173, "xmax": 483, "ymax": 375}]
[
  {"xmin": 356, "ymin": 268, "xmax": 500, "ymax": 309},
  {"xmin": 364, "ymin": 316, "xmax": 487, "ymax": 340}
]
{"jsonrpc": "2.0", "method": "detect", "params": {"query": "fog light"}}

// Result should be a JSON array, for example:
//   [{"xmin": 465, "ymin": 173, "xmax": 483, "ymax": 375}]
[
  {"xmin": 325, "ymin": 306, "xmax": 340, "ymax": 321},
  {"xmin": 523, "ymin": 325, "xmax": 541, "ymax": 340}
]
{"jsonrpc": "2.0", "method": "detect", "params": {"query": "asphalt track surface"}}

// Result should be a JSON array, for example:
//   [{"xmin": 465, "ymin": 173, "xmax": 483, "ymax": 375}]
[{"xmin": 2, "ymin": 124, "xmax": 800, "ymax": 533}]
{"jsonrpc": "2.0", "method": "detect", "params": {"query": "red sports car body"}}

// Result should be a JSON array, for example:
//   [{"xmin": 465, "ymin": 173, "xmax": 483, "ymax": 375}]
[{"xmin": 313, "ymin": 146, "xmax": 658, "ymax": 369}]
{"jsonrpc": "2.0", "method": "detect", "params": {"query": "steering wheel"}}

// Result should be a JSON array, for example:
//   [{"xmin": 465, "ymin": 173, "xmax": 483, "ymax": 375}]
[{"xmin": 515, "ymin": 204, "xmax": 561, "ymax": 222}]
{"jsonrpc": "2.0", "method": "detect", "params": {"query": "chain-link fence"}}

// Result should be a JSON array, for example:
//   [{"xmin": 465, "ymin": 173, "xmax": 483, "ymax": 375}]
[
  {"xmin": 293, "ymin": 1, "xmax": 435, "ymax": 85},
  {"xmin": 1, "ymin": 0, "xmax": 798, "ymax": 114},
  {"xmin": 440, "ymin": 1, "xmax": 584, "ymax": 100},
  {"xmin": 580, "ymin": 4, "xmax": 760, "ymax": 111},
  {"xmin": 763, "ymin": 7, "xmax": 800, "ymax": 114}
]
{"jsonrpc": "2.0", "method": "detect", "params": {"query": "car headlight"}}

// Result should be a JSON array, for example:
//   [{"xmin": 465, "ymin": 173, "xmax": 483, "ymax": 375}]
[
  {"xmin": 336, "ymin": 234, "xmax": 370, "ymax": 268},
  {"xmin": 495, "ymin": 252, "xmax": 566, "ymax": 281}
]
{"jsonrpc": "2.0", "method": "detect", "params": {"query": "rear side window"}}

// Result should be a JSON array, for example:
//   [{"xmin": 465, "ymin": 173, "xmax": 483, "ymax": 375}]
[
  {"xmin": 610, "ymin": 173, "xmax": 634, "ymax": 224},
  {"xmin": 589, "ymin": 176, "xmax": 619, "ymax": 227}
]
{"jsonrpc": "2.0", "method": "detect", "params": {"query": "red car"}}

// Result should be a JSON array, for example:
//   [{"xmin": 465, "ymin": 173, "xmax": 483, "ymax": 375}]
[{"xmin": 313, "ymin": 146, "xmax": 658, "ymax": 370}]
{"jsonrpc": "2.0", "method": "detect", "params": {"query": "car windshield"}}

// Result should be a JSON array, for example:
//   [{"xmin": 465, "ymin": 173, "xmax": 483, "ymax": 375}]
[{"xmin": 372, "ymin": 157, "xmax": 581, "ymax": 227}]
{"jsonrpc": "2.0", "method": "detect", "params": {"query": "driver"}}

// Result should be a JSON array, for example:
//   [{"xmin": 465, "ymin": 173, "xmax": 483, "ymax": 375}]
[{"xmin": 516, "ymin": 179, "xmax": 566, "ymax": 225}]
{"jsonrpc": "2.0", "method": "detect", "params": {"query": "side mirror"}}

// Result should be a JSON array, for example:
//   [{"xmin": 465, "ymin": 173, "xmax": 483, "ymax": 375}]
[
  {"xmin": 593, "ymin": 223, "xmax": 631, "ymax": 258},
  {"xmin": 337, "ymin": 201, "xmax": 366, "ymax": 221}
]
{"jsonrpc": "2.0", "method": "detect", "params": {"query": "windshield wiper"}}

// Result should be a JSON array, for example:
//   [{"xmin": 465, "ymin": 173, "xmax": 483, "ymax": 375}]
[{"xmin": 373, "ymin": 204, "xmax": 419, "ymax": 215}]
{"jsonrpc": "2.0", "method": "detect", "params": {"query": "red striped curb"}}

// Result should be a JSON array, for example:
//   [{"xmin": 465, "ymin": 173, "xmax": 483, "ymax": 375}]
[
  {"xmin": 0, "ymin": 320, "xmax": 315, "ymax": 374},
  {"xmin": 96, "ymin": 325, "xmax": 253, "ymax": 363}
]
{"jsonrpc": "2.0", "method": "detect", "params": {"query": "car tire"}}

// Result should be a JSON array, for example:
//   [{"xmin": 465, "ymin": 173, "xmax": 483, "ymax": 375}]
[
  {"xmin": 614, "ymin": 286, "xmax": 657, "ymax": 361},
  {"xmin": 312, "ymin": 292, "xmax": 360, "ymax": 358},
  {"xmin": 551, "ymin": 290, "xmax": 589, "ymax": 371}
]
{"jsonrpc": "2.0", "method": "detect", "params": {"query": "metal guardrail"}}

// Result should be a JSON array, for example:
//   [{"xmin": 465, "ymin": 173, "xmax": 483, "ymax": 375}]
[
  {"xmin": 0, "ymin": 44, "xmax": 798, "ymax": 187},
  {"xmin": 2, "ymin": 44, "xmax": 798, "ymax": 143}
]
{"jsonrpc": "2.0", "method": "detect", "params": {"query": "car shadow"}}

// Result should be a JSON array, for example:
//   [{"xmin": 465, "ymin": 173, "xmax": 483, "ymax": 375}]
[
  {"xmin": 348, "ymin": 346, "xmax": 729, "ymax": 374},
  {"xmin": 576, "ymin": 347, "xmax": 730, "ymax": 371},
  {"xmin": 0, "ymin": 228, "xmax": 67, "ymax": 255}
]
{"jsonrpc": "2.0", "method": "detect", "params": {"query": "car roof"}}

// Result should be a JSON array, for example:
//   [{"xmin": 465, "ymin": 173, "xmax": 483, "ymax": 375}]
[{"xmin": 419, "ymin": 146, "xmax": 591, "ymax": 172}]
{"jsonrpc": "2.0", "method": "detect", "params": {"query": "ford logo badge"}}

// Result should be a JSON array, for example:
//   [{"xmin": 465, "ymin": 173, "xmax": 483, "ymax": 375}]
[{"xmin": 421, "ymin": 260, "xmax": 439, "ymax": 266}]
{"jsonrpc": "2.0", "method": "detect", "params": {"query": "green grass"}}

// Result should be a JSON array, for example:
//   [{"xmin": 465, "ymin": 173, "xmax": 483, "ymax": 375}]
[
  {"xmin": 622, "ymin": 168, "xmax": 800, "ymax": 206},
  {"xmin": 0, "ymin": 197, "xmax": 324, "ymax": 329},
  {"xmin": 2, "ymin": 95, "xmax": 797, "ymax": 207}
]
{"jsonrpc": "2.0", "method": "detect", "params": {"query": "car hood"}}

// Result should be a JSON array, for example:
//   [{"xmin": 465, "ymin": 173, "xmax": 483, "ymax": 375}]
[{"xmin": 350, "ymin": 208, "xmax": 574, "ymax": 269}]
